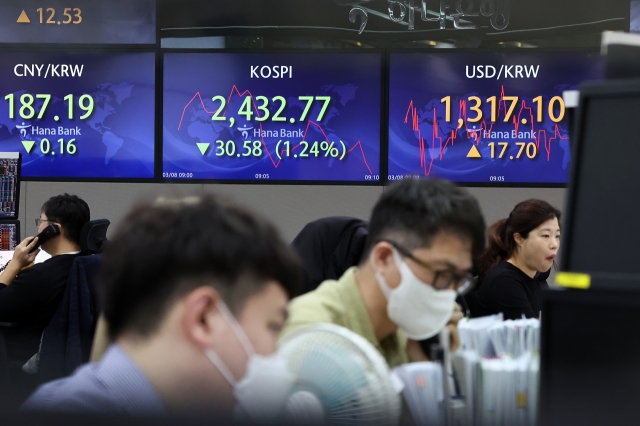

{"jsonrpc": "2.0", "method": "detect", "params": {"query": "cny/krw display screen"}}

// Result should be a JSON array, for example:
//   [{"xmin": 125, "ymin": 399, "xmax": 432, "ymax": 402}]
[
  {"xmin": 0, "ymin": 52, "xmax": 156, "ymax": 178},
  {"xmin": 163, "ymin": 53, "xmax": 381, "ymax": 181},
  {"xmin": 388, "ymin": 52, "xmax": 603, "ymax": 184}
]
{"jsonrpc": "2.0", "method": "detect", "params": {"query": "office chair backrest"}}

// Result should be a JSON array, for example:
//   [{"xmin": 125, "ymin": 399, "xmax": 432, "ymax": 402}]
[
  {"xmin": 79, "ymin": 219, "xmax": 110, "ymax": 254},
  {"xmin": 34, "ymin": 219, "xmax": 110, "ymax": 382},
  {"xmin": 291, "ymin": 216, "xmax": 369, "ymax": 295},
  {"xmin": 37, "ymin": 254, "xmax": 103, "ymax": 382}
]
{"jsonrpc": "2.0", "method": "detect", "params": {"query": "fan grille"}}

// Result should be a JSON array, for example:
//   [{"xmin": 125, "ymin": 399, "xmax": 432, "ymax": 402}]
[{"xmin": 279, "ymin": 324, "xmax": 401, "ymax": 425}]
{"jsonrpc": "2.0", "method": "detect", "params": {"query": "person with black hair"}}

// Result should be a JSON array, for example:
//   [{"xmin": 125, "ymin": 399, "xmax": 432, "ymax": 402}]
[
  {"xmin": 24, "ymin": 195, "xmax": 303, "ymax": 421},
  {"xmin": 0, "ymin": 194, "xmax": 90, "ymax": 368},
  {"xmin": 467, "ymin": 199, "xmax": 561, "ymax": 320},
  {"xmin": 281, "ymin": 179, "xmax": 486, "ymax": 367}
]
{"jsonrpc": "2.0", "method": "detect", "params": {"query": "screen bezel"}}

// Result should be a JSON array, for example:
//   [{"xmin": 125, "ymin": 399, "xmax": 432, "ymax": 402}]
[{"xmin": 560, "ymin": 78, "xmax": 640, "ymax": 289}]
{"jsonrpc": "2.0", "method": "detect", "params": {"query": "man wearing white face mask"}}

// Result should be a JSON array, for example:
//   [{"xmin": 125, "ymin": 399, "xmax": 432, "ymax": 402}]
[
  {"xmin": 23, "ymin": 194, "xmax": 302, "ymax": 421},
  {"xmin": 282, "ymin": 179, "xmax": 486, "ymax": 367}
]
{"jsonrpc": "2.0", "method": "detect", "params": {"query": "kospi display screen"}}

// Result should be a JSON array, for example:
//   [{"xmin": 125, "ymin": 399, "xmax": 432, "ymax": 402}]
[
  {"xmin": 163, "ymin": 52, "xmax": 382, "ymax": 182},
  {"xmin": 388, "ymin": 52, "xmax": 604, "ymax": 185},
  {"xmin": 0, "ymin": 52, "xmax": 156, "ymax": 178}
]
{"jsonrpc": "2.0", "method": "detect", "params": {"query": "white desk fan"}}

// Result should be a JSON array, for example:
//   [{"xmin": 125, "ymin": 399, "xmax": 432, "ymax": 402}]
[{"xmin": 278, "ymin": 323, "xmax": 401, "ymax": 425}]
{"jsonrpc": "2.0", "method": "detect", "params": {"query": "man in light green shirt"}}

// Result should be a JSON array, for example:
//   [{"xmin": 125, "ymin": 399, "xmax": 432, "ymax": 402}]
[
  {"xmin": 283, "ymin": 266, "xmax": 408, "ymax": 367},
  {"xmin": 281, "ymin": 179, "xmax": 486, "ymax": 368}
]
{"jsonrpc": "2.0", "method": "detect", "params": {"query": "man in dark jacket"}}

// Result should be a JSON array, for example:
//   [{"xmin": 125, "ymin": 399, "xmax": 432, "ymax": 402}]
[{"xmin": 0, "ymin": 194, "xmax": 90, "ymax": 367}]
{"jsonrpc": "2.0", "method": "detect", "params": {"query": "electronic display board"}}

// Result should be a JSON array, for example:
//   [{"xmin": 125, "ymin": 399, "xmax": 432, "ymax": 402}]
[
  {"xmin": 0, "ymin": 51, "xmax": 156, "ymax": 179},
  {"xmin": 0, "ymin": 223, "xmax": 19, "ymax": 250},
  {"xmin": 163, "ymin": 52, "xmax": 382, "ymax": 182},
  {"xmin": 0, "ymin": 0, "xmax": 156, "ymax": 45},
  {"xmin": 388, "ymin": 52, "xmax": 604, "ymax": 184},
  {"xmin": 0, "ymin": 153, "xmax": 20, "ymax": 218}
]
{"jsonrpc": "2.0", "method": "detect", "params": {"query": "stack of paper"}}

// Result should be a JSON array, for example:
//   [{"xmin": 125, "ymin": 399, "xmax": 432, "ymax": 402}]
[
  {"xmin": 452, "ymin": 315, "xmax": 541, "ymax": 426},
  {"xmin": 0, "ymin": 250, "xmax": 13, "ymax": 268},
  {"xmin": 487, "ymin": 319, "xmax": 540, "ymax": 358},
  {"xmin": 458, "ymin": 314, "xmax": 504, "ymax": 357},
  {"xmin": 459, "ymin": 315, "xmax": 540, "ymax": 359},
  {"xmin": 394, "ymin": 315, "xmax": 541, "ymax": 426},
  {"xmin": 393, "ymin": 362, "xmax": 445, "ymax": 426},
  {"xmin": 476, "ymin": 353, "xmax": 539, "ymax": 426},
  {"xmin": 451, "ymin": 350, "xmax": 481, "ymax": 426}
]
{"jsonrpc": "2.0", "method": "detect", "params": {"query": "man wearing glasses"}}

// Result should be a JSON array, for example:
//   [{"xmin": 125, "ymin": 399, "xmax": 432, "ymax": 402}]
[
  {"xmin": 0, "ymin": 194, "xmax": 90, "ymax": 378},
  {"xmin": 281, "ymin": 179, "xmax": 486, "ymax": 367}
]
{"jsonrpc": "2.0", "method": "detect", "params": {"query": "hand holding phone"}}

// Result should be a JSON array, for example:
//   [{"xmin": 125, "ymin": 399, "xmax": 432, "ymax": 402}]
[
  {"xmin": 29, "ymin": 224, "xmax": 61, "ymax": 253},
  {"xmin": 0, "ymin": 225, "xmax": 61, "ymax": 279}
]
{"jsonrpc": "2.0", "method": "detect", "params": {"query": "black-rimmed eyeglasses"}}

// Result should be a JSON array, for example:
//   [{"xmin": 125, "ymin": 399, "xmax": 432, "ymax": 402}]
[
  {"xmin": 383, "ymin": 240, "xmax": 476, "ymax": 294},
  {"xmin": 35, "ymin": 218, "xmax": 57, "ymax": 227}
]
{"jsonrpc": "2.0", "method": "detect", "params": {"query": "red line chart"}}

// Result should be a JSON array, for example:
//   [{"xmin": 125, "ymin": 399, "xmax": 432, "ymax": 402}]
[
  {"xmin": 177, "ymin": 87, "xmax": 373, "ymax": 174},
  {"xmin": 403, "ymin": 86, "xmax": 568, "ymax": 176}
]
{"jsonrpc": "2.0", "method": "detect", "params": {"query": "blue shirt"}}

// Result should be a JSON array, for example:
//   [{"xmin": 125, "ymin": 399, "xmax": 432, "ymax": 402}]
[{"xmin": 22, "ymin": 344, "xmax": 167, "ymax": 417}]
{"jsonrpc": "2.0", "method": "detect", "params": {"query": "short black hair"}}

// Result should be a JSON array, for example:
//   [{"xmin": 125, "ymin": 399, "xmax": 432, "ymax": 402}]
[
  {"xmin": 364, "ymin": 179, "xmax": 486, "ymax": 265},
  {"xmin": 100, "ymin": 194, "xmax": 303, "ymax": 340},
  {"xmin": 41, "ymin": 194, "xmax": 90, "ymax": 243}
]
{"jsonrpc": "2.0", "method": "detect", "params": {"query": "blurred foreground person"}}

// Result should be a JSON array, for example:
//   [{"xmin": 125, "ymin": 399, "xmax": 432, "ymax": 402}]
[
  {"xmin": 281, "ymin": 179, "xmax": 486, "ymax": 366},
  {"xmin": 23, "ymin": 195, "xmax": 302, "ymax": 421},
  {"xmin": 468, "ymin": 199, "xmax": 561, "ymax": 320}
]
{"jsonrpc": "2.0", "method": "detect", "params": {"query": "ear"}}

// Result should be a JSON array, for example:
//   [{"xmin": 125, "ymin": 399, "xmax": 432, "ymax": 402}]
[
  {"xmin": 180, "ymin": 286, "xmax": 221, "ymax": 350},
  {"xmin": 52, "ymin": 222, "xmax": 64, "ymax": 238},
  {"xmin": 513, "ymin": 232, "xmax": 525, "ymax": 247},
  {"xmin": 370, "ymin": 241, "xmax": 395, "ymax": 273}
]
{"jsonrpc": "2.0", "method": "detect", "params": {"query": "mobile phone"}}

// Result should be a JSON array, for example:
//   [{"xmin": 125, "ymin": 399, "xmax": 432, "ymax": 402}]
[{"xmin": 29, "ymin": 224, "xmax": 61, "ymax": 253}]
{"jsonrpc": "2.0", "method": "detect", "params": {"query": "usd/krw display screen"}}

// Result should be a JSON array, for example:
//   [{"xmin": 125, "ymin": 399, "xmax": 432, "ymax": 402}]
[
  {"xmin": 0, "ymin": 52, "xmax": 156, "ymax": 178},
  {"xmin": 163, "ymin": 53, "xmax": 381, "ymax": 182},
  {"xmin": 388, "ymin": 52, "xmax": 603, "ymax": 184}
]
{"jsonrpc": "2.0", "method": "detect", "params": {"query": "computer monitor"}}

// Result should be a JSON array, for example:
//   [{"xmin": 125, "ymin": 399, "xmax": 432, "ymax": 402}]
[
  {"xmin": 539, "ymin": 289, "xmax": 640, "ymax": 426},
  {"xmin": 0, "ymin": 152, "xmax": 20, "ymax": 219},
  {"xmin": 561, "ymin": 79, "xmax": 640, "ymax": 289},
  {"xmin": 0, "ymin": 222, "xmax": 19, "ymax": 251},
  {"xmin": 602, "ymin": 32, "xmax": 640, "ymax": 78}
]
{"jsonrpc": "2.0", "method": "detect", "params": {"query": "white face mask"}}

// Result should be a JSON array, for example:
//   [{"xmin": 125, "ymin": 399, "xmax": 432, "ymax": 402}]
[
  {"xmin": 204, "ymin": 301, "xmax": 295, "ymax": 423},
  {"xmin": 373, "ymin": 249, "xmax": 457, "ymax": 340}
]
